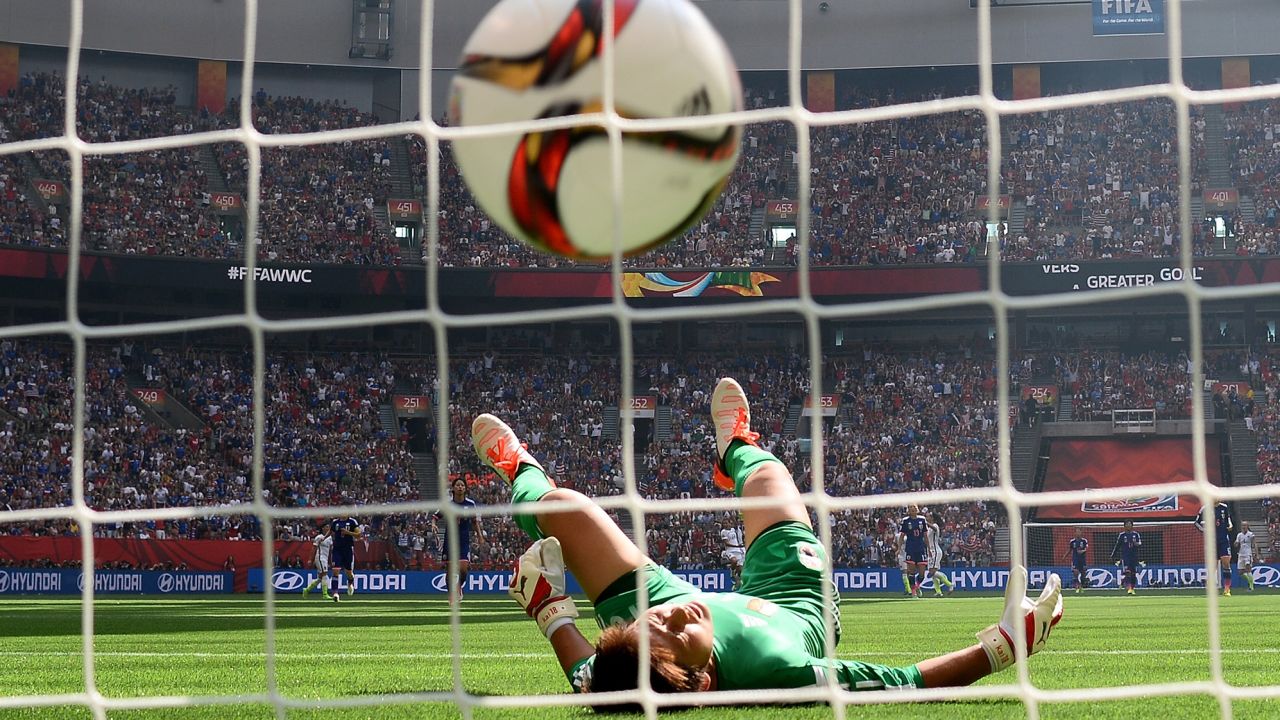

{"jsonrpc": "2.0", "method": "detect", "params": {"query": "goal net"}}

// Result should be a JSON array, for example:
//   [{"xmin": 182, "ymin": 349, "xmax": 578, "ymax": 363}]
[
  {"xmin": 1, "ymin": 0, "xmax": 1280, "ymax": 717},
  {"xmin": 1025, "ymin": 522, "xmax": 1220, "ymax": 591}
]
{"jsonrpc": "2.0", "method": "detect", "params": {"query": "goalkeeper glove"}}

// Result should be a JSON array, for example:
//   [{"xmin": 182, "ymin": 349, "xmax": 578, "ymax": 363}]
[
  {"xmin": 976, "ymin": 567, "xmax": 1063, "ymax": 673},
  {"xmin": 509, "ymin": 537, "xmax": 578, "ymax": 638}
]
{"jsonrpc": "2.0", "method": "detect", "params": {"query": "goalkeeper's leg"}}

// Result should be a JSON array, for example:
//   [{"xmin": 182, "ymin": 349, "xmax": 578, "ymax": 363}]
[
  {"xmin": 473, "ymin": 413, "xmax": 648, "ymax": 601},
  {"xmin": 710, "ymin": 377, "xmax": 810, "ymax": 543}
]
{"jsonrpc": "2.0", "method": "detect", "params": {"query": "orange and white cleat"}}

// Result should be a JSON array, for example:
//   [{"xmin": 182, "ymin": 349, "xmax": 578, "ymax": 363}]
[
  {"xmin": 710, "ymin": 377, "xmax": 761, "ymax": 491},
  {"xmin": 472, "ymin": 413, "xmax": 545, "ymax": 485}
]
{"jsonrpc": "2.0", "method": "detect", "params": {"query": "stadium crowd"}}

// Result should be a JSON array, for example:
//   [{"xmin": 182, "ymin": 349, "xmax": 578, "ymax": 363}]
[
  {"xmin": 1004, "ymin": 100, "xmax": 1203, "ymax": 261},
  {"xmin": 1, "ymin": 340, "xmax": 1010, "ymax": 572},
  {"xmin": 7, "ymin": 74, "xmax": 1278, "ymax": 269}
]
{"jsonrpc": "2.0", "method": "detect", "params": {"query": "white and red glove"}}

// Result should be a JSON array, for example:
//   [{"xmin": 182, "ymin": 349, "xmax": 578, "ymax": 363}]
[
  {"xmin": 509, "ymin": 537, "xmax": 578, "ymax": 638},
  {"xmin": 976, "ymin": 567, "xmax": 1063, "ymax": 672}
]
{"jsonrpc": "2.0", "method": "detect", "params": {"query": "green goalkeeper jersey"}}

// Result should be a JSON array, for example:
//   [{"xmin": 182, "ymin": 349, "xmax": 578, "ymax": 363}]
[{"xmin": 569, "ymin": 522, "xmax": 923, "ymax": 693}]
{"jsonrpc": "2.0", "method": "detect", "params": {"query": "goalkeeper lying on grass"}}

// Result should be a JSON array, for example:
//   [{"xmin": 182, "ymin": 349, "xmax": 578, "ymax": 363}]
[{"xmin": 472, "ymin": 377, "xmax": 1063, "ymax": 706}]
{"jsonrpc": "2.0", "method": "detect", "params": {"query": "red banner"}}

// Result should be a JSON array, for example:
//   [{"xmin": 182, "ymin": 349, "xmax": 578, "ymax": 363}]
[
  {"xmin": 1036, "ymin": 438, "xmax": 1216, "ymax": 521},
  {"xmin": 802, "ymin": 394, "xmax": 840, "ymax": 417},
  {"xmin": 387, "ymin": 199, "xmax": 423, "ymax": 222},
  {"xmin": 975, "ymin": 194, "xmax": 1012, "ymax": 212},
  {"xmin": 208, "ymin": 192, "xmax": 243, "ymax": 215},
  {"xmin": 1021, "ymin": 384, "xmax": 1059, "ymax": 406},
  {"xmin": 1210, "ymin": 381, "xmax": 1250, "ymax": 398},
  {"xmin": 628, "ymin": 396, "xmax": 658, "ymax": 419},
  {"xmin": 1203, "ymin": 188, "xmax": 1239, "ymax": 210},
  {"xmin": 393, "ymin": 394, "xmax": 431, "ymax": 417},
  {"xmin": 0, "ymin": 537, "xmax": 392, "ymax": 593},
  {"xmin": 196, "ymin": 59, "xmax": 227, "ymax": 115},
  {"xmin": 32, "ymin": 179, "xmax": 67, "ymax": 205},
  {"xmin": 131, "ymin": 388, "xmax": 167, "ymax": 407},
  {"xmin": 765, "ymin": 200, "xmax": 799, "ymax": 222}
]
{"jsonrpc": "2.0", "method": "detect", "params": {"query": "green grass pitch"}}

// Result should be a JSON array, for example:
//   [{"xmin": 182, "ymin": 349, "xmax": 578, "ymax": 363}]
[{"xmin": 0, "ymin": 591, "xmax": 1276, "ymax": 719}]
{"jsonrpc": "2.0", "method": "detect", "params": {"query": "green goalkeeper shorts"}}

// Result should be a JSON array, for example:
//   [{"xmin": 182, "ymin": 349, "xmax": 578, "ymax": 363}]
[
  {"xmin": 592, "ymin": 522, "xmax": 838, "ymax": 649},
  {"xmin": 736, "ymin": 521, "xmax": 840, "ymax": 653}
]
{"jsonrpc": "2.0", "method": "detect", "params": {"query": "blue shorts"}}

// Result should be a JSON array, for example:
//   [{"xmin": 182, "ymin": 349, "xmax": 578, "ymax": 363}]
[
  {"xmin": 331, "ymin": 547, "xmax": 354, "ymax": 570},
  {"xmin": 440, "ymin": 540, "xmax": 471, "ymax": 561},
  {"xmin": 905, "ymin": 547, "xmax": 927, "ymax": 564},
  {"xmin": 1216, "ymin": 532, "xmax": 1232, "ymax": 557},
  {"xmin": 1072, "ymin": 558, "xmax": 1087, "ymax": 571}
]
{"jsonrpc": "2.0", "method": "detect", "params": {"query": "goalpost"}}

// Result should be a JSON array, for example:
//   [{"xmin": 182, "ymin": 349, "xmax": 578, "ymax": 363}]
[
  {"xmin": 1025, "ymin": 522, "xmax": 1216, "ymax": 591},
  {"xmin": 1, "ymin": 0, "xmax": 1280, "ymax": 718}
]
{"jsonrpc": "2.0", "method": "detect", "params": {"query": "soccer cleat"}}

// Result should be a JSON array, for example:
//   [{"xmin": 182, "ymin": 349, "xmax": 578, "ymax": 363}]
[
  {"xmin": 302, "ymin": 586, "xmax": 311, "ymax": 598},
  {"xmin": 1224, "ymin": 589, "xmax": 1231, "ymax": 597},
  {"xmin": 322, "ymin": 590, "xmax": 332, "ymax": 600},
  {"xmin": 1127, "ymin": 589, "xmax": 1136, "ymax": 595},
  {"xmin": 710, "ymin": 377, "xmax": 761, "ymax": 491},
  {"xmin": 472, "ymin": 413, "xmax": 546, "ymax": 485}
]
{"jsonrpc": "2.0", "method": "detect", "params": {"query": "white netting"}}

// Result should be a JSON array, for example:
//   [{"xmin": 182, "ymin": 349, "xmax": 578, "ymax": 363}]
[{"xmin": 3, "ymin": 0, "xmax": 1280, "ymax": 718}]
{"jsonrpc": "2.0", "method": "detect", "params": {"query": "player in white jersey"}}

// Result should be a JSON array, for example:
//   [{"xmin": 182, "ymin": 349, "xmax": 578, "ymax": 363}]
[
  {"xmin": 718, "ymin": 518, "xmax": 746, "ymax": 584},
  {"xmin": 925, "ymin": 512, "xmax": 955, "ymax": 596},
  {"xmin": 1236, "ymin": 521, "xmax": 1256, "ymax": 592},
  {"xmin": 302, "ymin": 526, "xmax": 333, "ymax": 599}
]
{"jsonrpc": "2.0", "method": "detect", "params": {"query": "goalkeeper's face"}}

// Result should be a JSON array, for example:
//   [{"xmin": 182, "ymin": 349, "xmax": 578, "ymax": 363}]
[{"xmin": 639, "ymin": 600, "xmax": 715, "ymax": 671}]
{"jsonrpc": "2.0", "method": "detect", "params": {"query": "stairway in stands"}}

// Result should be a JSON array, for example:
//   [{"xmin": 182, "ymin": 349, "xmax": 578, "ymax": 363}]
[
  {"xmin": 199, "ymin": 145, "xmax": 232, "ymax": 194},
  {"xmin": 1057, "ymin": 392, "xmax": 1073, "ymax": 421},
  {"xmin": 388, "ymin": 136, "xmax": 423, "ymax": 264},
  {"xmin": 1227, "ymin": 418, "xmax": 1270, "ymax": 556}
]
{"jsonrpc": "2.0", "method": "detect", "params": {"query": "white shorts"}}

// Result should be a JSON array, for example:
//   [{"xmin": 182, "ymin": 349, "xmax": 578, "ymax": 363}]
[
  {"xmin": 316, "ymin": 558, "xmax": 330, "ymax": 574},
  {"xmin": 721, "ymin": 547, "xmax": 745, "ymax": 566},
  {"xmin": 1238, "ymin": 551, "xmax": 1252, "ymax": 567},
  {"xmin": 927, "ymin": 549, "xmax": 942, "ymax": 570}
]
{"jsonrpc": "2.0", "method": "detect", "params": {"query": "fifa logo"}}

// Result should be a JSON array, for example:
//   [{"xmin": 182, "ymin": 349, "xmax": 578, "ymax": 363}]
[{"xmin": 1097, "ymin": 0, "xmax": 1154, "ymax": 13}]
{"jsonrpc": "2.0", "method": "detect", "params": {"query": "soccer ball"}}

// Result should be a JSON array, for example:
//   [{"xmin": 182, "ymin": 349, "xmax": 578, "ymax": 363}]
[{"xmin": 448, "ymin": 0, "xmax": 742, "ymax": 261}]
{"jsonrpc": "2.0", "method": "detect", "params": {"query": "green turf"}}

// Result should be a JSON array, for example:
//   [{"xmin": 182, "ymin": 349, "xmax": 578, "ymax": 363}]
[{"xmin": 0, "ymin": 591, "xmax": 1276, "ymax": 719}]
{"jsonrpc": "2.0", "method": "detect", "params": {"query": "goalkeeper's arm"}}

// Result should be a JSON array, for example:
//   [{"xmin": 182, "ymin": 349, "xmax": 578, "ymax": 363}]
[{"xmin": 510, "ymin": 538, "xmax": 594, "ymax": 684}]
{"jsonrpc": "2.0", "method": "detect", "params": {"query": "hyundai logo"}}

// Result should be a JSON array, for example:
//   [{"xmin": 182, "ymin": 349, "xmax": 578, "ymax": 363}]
[
  {"xmin": 430, "ymin": 574, "xmax": 449, "ymax": 592},
  {"xmin": 1086, "ymin": 568, "xmax": 1115, "ymax": 588},
  {"xmin": 158, "ymin": 573, "xmax": 174, "ymax": 593},
  {"xmin": 77, "ymin": 573, "xmax": 84, "ymax": 591},
  {"xmin": 1251, "ymin": 565, "xmax": 1279, "ymax": 588},
  {"xmin": 273, "ymin": 571, "xmax": 307, "ymax": 592},
  {"xmin": 0, "ymin": 571, "xmax": 8, "ymax": 593}
]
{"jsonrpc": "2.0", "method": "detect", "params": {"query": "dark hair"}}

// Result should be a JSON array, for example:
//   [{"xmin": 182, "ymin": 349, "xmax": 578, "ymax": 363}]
[{"xmin": 586, "ymin": 625, "xmax": 706, "ymax": 713}]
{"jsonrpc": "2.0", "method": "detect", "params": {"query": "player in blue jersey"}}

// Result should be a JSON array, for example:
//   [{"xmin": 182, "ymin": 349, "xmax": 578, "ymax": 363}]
[
  {"xmin": 1195, "ymin": 501, "xmax": 1234, "ymax": 597},
  {"xmin": 328, "ymin": 516, "xmax": 362, "ymax": 602},
  {"xmin": 899, "ymin": 506, "xmax": 929, "ymax": 597},
  {"xmin": 469, "ymin": 377, "xmax": 1063, "ymax": 705},
  {"xmin": 433, "ymin": 477, "xmax": 486, "ymax": 602},
  {"xmin": 1110, "ymin": 521, "xmax": 1142, "ymax": 595},
  {"xmin": 1062, "ymin": 527, "xmax": 1089, "ymax": 594}
]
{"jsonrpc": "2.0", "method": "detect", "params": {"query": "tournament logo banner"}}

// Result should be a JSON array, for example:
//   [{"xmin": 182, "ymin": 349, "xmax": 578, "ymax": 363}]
[
  {"xmin": 1080, "ymin": 496, "xmax": 1179, "ymax": 514},
  {"xmin": 622, "ymin": 271, "xmax": 780, "ymax": 298},
  {"xmin": 1093, "ymin": 0, "xmax": 1164, "ymax": 36}
]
